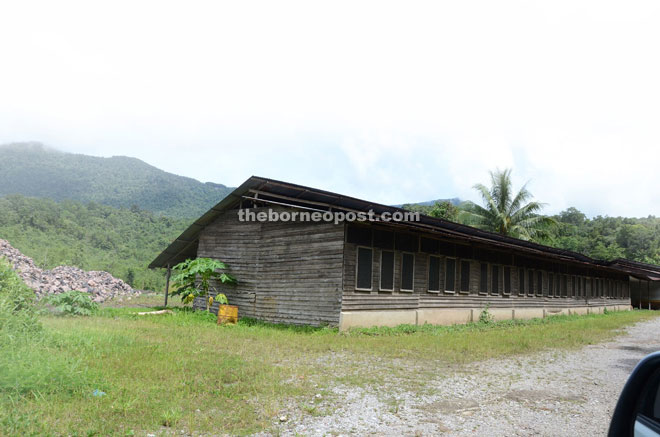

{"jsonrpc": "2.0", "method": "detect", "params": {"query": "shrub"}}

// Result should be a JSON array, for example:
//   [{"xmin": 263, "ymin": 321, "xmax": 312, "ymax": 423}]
[
  {"xmin": 0, "ymin": 259, "xmax": 41, "ymax": 340},
  {"xmin": 479, "ymin": 303, "xmax": 494, "ymax": 324},
  {"xmin": 170, "ymin": 258, "xmax": 236, "ymax": 310},
  {"xmin": 47, "ymin": 290, "xmax": 98, "ymax": 316}
]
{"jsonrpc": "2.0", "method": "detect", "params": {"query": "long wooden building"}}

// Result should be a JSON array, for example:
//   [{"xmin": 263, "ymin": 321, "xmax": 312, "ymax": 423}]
[{"xmin": 150, "ymin": 176, "xmax": 657, "ymax": 329}]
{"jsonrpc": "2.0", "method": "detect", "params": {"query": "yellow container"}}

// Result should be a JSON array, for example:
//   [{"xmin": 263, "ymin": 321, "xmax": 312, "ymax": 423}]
[{"xmin": 217, "ymin": 305, "xmax": 238, "ymax": 325}]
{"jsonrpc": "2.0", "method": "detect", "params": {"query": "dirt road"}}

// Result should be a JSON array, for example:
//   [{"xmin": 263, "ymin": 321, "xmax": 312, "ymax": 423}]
[{"xmin": 277, "ymin": 317, "xmax": 660, "ymax": 436}]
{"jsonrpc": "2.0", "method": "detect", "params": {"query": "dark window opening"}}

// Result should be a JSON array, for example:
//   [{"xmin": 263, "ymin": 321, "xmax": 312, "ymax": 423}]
[
  {"xmin": 549, "ymin": 273, "xmax": 554, "ymax": 297},
  {"xmin": 373, "ymin": 230, "xmax": 394, "ymax": 249},
  {"xmin": 356, "ymin": 247, "xmax": 373, "ymax": 290},
  {"xmin": 401, "ymin": 253, "xmax": 414, "ymax": 291},
  {"xmin": 420, "ymin": 237, "xmax": 439, "ymax": 254},
  {"xmin": 528, "ymin": 270, "xmax": 535, "ymax": 295},
  {"xmin": 480, "ymin": 263, "xmax": 489, "ymax": 294},
  {"xmin": 519, "ymin": 269, "xmax": 525, "ymax": 295},
  {"xmin": 537, "ymin": 271, "xmax": 543, "ymax": 296},
  {"xmin": 491, "ymin": 265, "xmax": 500, "ymax": 294},
  {"xmin": 460, "ymin": 261, "xmax": 470, "ymax": 292},
  {"xmin": 445, "ymin": 258, "xmax": 456, "ymax": 292},
  {"xmin": 504, "ymin": 266, "xmax": 511, "ymax": 294},
  {"xmin": 347, "ymin": 225, "xmax": 372, "ymax": 246},
  {"xmin": 428, "ymin": 256, "xmax": 440, "ymax": 291},
  {"xmin": 380, "ymin": 250, "xmax": 394, "ymax": 290},
  {"xmin": 572, "ymin": 276, "xmax": 576, "ymax": 298},
  {"xmin": 395, "ymin": 233, "xmax": 418, "ymax": 252}
]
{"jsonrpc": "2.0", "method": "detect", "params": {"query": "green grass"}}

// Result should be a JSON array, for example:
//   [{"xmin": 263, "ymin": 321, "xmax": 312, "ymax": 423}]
[{"xmin": 1, "ymin": 308, "xmax": 658, "ymax": 436}]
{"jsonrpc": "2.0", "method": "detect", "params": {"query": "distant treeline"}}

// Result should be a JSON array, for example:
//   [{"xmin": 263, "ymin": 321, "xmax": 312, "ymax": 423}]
[
  {"xmin": 548, "ymin": 207, "xmax": 660, "ymax": 264},
  {"xmin": 0, "ymin": 195, "xmax": 188, "ymax": 290},
  {"xmin": 403, "ymin": 201, "xmax": 660, "ymax": 264}
]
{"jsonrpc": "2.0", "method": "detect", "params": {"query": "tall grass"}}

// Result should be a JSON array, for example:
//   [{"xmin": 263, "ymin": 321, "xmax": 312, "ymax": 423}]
[
  {"xmin": 0, "ymin": 260, "xmax": 100, "ymax": 434},
  {"xmin": 0, "ymin": 287, "xmax": 657, "ymax": 435}
]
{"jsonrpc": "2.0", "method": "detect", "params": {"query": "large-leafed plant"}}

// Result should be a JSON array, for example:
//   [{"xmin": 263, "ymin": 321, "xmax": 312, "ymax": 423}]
[{"xmin": 170, "ymin": 258, "xmax": 236, "ymax": 311}]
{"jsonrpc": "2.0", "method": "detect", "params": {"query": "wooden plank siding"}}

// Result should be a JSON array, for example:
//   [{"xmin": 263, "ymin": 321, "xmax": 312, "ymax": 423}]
[
  {"xmin": 342, "ymin": 224, "xmax": 631, "ymax": 312},
  {"xmin": 194, "ymin": 207, "xmax": 345, "ymax": 326}
]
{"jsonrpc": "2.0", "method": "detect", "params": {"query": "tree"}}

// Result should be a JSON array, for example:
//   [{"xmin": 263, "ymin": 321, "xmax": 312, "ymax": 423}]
[
  {"xmin": 459, "ymin": 168, "xmax": 556, "ymax": 241},
  {"xmin": 170, "ymin": 258, "xmax": 237, "ymax": 311},
  {"xmin": 126, "ymin": 268, "xmax": 135, "ymax": 287},
  {"xmin": 429, "ymin": 201, "xmax": 460, "ymax": 222}
]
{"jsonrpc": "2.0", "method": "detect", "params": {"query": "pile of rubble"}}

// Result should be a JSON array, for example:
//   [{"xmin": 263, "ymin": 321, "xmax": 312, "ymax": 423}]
[{"xmin": 0, "ymin": 239, "xmax": 140, "ymax": 302}]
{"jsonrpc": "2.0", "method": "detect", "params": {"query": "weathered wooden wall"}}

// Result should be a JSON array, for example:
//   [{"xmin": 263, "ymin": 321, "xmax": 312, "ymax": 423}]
[
  {"xmin": 342, "ymin": 226, "xmax": 631, "ymax": 312},
  {"xmin": 195, "ymin": 207, "xmax": 344, "ymax": 325}
]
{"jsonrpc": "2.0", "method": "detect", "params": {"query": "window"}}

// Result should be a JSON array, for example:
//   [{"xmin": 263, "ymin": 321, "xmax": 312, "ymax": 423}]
[
  {"xmin": 528, "ymin": 270, "xmax": 535, "ymax": 296},
  {"xmin": 401, "ymin": 253, "xmax": 415, "ymax": 292},
  {"xmin": 504, "ymin": 266, "xmax": 512, "ymax": 295},
  {"xmin": 549, "ymin": 273, "xmax": 555, "ymax": 298},
  {"xmin": 445, "ymin": 258, "xmax": 456, "ymax": 292},
  {"xmin": 537, "ymin": 271, "xmax": 543, "ymax": 296},
  {"xmin": 583, "ymin": 277, "xmax": 587, "ymax": 298},
  {"xmin": 347, "ymin": 225, "xmax": 372, "ymax": 246},
  {"xmin": 491, "ymin": 265, "xmax": 500, "ymax": 295},
  {"xmin": 576, "ymin": 276, "xmax": 581, "ymax": 297},
  {"xmin": 519, "ymin": 269, "xmax": 526, "ymax": 295},
  {"xmin": 556, "ymin": 274, "xmax": 561, "ymax": 297},
  {"xmin": 356, "ymin": 247, "xmax": 373, "ymax": 290},
  {"xmin": 561, "ymin": 275, "xmax": 568, "ymax": 297},
  {"xmin": 373, "ymin": 230, "xmax": 394, "ymax": 249},
  {"xmin": 460, "ymin": 260, "xmax": 470, "ymax": 292},
  {"xmin": 428, "ymin": 256, "xmax": 441, "ymax": 292},
  {"xmin": 421, "ymin": 237, "xmax": 439, "ymax": 254},
  {"xmin": 480, "ymin": 263, "xmax": 489, "ymax": 294},
  {"xmin": 379, "ymin": 250, "xmax": 394, "ymax": 291},
  {"xmin": 571, "ymin": 276, "xmax": 576, "ymax": 297},
  {"xmin": 395, "ymin": 233, "xmax": 418, "ymax": 252}
]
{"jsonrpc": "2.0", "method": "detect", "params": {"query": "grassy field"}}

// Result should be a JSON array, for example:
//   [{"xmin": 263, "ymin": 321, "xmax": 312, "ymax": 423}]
[{"xmin": 1, "ymin": 306, "xmax": 658, "ymax": 436}]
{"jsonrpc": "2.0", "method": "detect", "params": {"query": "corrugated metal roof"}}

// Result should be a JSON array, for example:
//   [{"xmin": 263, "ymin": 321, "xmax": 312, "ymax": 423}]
[{"xmin": 148, "ymin": 176, "xmax": 660, "ymax": 280}]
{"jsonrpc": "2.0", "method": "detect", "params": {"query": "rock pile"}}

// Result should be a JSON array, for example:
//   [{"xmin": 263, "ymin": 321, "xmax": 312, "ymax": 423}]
[{"xmin": 0, "ymin": 239, "xmax": 140, "ymax": 302}]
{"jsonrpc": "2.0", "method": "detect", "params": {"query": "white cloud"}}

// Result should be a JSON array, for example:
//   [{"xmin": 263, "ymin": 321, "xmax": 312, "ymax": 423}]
[{"xmin": 1, "ymin": 0, "xmax": 659, "ymax": 217}]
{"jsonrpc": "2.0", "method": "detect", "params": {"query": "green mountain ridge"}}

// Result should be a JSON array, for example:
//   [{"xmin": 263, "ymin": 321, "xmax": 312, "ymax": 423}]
[
  {"xmin": 0, "ymin": 194, "xmax": 188, "ymax": 290},
  {"xmin": 0, "ymin": 142, "xmax": 233, "ymax": 218}
]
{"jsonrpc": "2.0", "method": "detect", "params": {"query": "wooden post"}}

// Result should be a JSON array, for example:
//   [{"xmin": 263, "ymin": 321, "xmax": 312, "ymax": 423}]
[
  {"xmin": 164, "ymin": 264, "xmax": 171, "ymax": 307},
  {"xmin": 648, "ymin": 280, "xmax": 651, "ymax": 310}
]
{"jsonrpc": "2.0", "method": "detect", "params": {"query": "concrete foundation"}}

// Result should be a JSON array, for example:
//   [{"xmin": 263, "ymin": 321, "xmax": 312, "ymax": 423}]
[{"xmin": 339, "ymin": 304, "xmax": 631, "ymax": 330}]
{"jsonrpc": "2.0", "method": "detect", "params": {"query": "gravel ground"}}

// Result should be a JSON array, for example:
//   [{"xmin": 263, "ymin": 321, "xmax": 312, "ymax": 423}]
[{"xmin": 272, "ymin": 317, "xmax": 660, "ymax": 436}]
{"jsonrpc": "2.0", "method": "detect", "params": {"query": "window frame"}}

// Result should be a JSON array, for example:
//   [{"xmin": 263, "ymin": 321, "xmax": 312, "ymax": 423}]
[
  {"xmin": 518, "ymin": 268, "xmax": 526, "ymax": 296},
  {"xmin": 400, "ymin": 252, "xmax": 415, "ymax": 293},
  {"xmin": 459, "ymin": 260, "xmax": 471, "ymax": 294},
  {"xmin": 427, "ymin": 255, "xmax": 441, "ymax": 293},
  {"xmin": 536, "ymin": 270, "xmax": 544, "ymax": 297},
  {"xmin": 378, "ymin": 249, "xmax": 395, "ymax": 292},
  {"xmin": 490, "ymin": 264, "xmax": 501, "ymax": 296},
  {"xmin": 444, "ymin": 257, "xmax": 457, "ymax": 294},
  {"xmin": 548, "ymin": 273, "xmax": 555, "ymax": 298},
  {"xmin": 527, "ymin": 269, "xmax": 535, "ymax": 297},
  {"xmin": 503, "ymin": 266, "xmax": 512, "ymax": 296},
  {"xmin": 355, "ymin": 246, "xmax": 373, "ymax": 291},
  {"xmin": 479, "ymin": 262, "xmax": 489, "ymax": 295}
]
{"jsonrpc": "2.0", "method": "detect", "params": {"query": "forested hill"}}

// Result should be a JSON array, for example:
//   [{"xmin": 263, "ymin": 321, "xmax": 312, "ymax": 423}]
[
  {"xmin": 0, "ymin": 142, "xmax": 233, "ymax": 218},
  {"xmin": 0, "ymin": 195, "xmax": 188, "ymax": 290},
  {"xmin": 548, "ymin": 207, "xmax": 660, "ymax": 265}
]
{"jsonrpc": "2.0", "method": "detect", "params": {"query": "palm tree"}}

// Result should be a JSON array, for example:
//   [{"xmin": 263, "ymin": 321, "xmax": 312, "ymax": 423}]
[{"xmin": 459, "ymin": 169, "xmax": 556, "ymax": 241}]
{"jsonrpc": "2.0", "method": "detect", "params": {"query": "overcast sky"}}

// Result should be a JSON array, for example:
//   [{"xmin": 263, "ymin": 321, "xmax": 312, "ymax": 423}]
[{"xmin": 1, "ymin": 1, "xmax": 659, "ymax": 217}]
